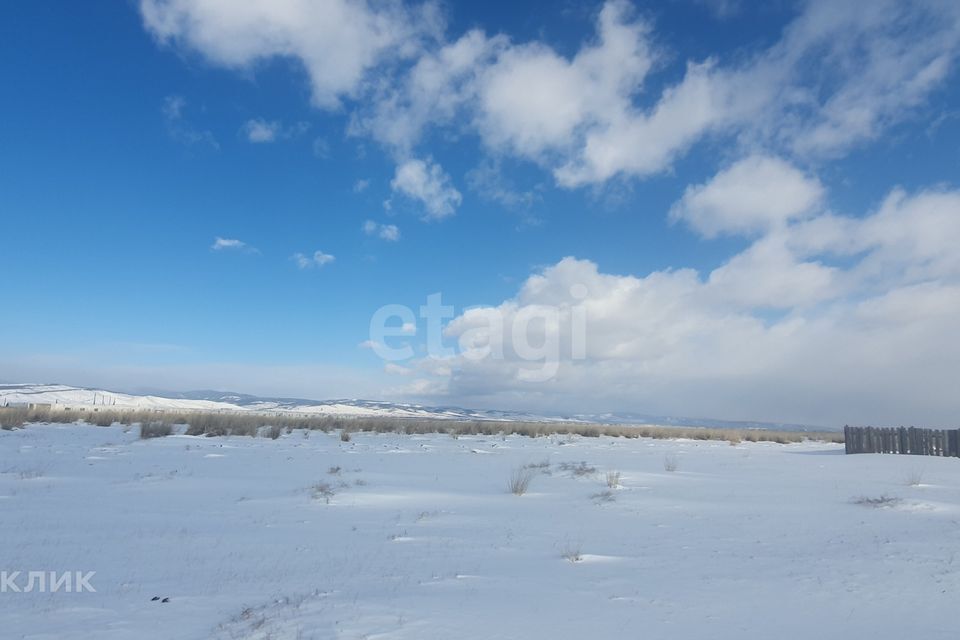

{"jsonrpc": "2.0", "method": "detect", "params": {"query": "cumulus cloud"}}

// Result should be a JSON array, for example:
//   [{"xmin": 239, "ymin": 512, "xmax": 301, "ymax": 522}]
[
  {"xmin": 241, "ymin": 118, "xmax": 280, "ymax": 143},
  {"xmin": 670, "ymin": 155, "xmax": 824, "ymax": 238},
  {"xmin": 555, "ymin": 0, "xmax": 960, "ymax": 185},
  {"xmin": 476, "ymin": 1, "xmax": 653, "ymax": 160},
  {"xmin": 389, "ymin": 183, "xmax": 960, "ymax": 426},
  {"xmin": 292, "ymin": 250, "xmax": 335, "ymax": 269},
  {"xmin": 351, "ymin": 28, "xmax": 505, "ymax": 153},
  {"xmin": 144, "ymin": 1, "xmax": 960, "ymax": 191},
  {"xmin": 211, "ymin": 237, "xmax": 258, "ymax": 253},
  {"xmin": 240, "ymin": 118, "xmax": 310, "ymax": 143},
  {"xmin": 363, "ymin": 220, "xmax": 400, "ymax": 241},
  {"xmin": 390, "ymin": 158, "xmax": 462, "ymax": 219},
  {"xmin": 140, "ymin": 0, "xmax": 440, "ymax": 109}
]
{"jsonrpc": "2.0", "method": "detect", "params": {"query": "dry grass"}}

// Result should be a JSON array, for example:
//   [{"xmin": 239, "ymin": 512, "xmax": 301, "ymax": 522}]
[
  {"xmin": 140, "ymin": 422, "xmax": 173, "ymax": 439},
  {"xmin": 265, "ymin": 425, "xmax": 283, "ymax": 440},
  {"xmin": 0, "ymin": 406, "xmax": 844, "ymax": 445},
  {"xmin": 561, "ymin": 543, "xmax": 583, "ymax": 563},
  {"xmin": 559, "ymin": 461, "xmax": 596, "ymax": 477},
  {"xmin": 507, "ymin": 467, "xmax": 536, "ymax": 495},
  {"xmin": 605, "ymin": 470, "xmax": 621, "ymax": 488},
  {"xmin": 904, "ymin": 470, "xmax": 924, "ymax": 486},
  {"xmin": 311, "ymin": 482, "xmax": 335, "ymax": 503},
  {"xmin": 663, "ymin": 455, "xmax": 679, "ymax": 472},
  {"xmin": 852, "ymin": 495, "xmax": 902, "ymax": 508},
  {"xmin": 1, "ymin": 407, "xmax": 30, "ymax": 430},
  {"xmin": 591, "ymin": 490, "xmax": 616, "ymax": 503}
]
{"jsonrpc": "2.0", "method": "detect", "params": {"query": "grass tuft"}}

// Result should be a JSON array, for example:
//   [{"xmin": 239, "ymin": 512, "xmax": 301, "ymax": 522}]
[
  {"xmin": 559, "ymin": 461, "xmax": 596, "ymax": 477},
  {"xmin": 606, "ymin": 470, "xmax": 621, "ymax": 488},
  {"xmin": 311, "ymin": 482, "xmax": 336, "ymax": 503},
  {"xmin": 561, "ymin": 544, "xmax": 583, "ymax": 563},
  {"xmin": 904, "ymin": 470, "xmax": 924, "ymax": 487},
  {"xmin": 852, "ymin": 495, "xmax": 901, "ymax": 508},
  {"xmin": 507, "ymin": 467, "xmax": 536, "ymax": 495},
  {"xmin": 140, "ymin": 422, "xmax": 173, "ymax": 439}
]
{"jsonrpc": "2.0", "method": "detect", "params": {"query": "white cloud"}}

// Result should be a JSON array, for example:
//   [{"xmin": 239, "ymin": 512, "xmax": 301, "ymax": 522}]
[
  {"xmin": 378, "ymin": 224, "xmax": 400, "ymax": 242},
  {"xmin": 476, "ymin": 1, "xmax": 653, "ymax": 160},
  {"xmin": 211, "ymin": 237, "xmax": 258, "ymax": 253},
  {"xmin": 362, "ymin": 220, "xmax": 400, "ymax": 241},
  {"xmin": 390, "ymin": 158, "xmax": 462, "ymax": 220},
  {"xmin": 466, "ymin": 158, "xmax": 540, "ymax": 212},
  {"xmin": 292, "ymin": 250, "xmax": 335, "ymax": 269},
  {"xmin": 555, "ymin": 0, "xmax": 960, "ymax": 185},
  {"xmin": 353, "ymin": 178, "xmax": 370, "ymax": 193},
  {"xmin": 241, "ymin": 118, "xmax": 281, "ymax": 143},
  {"xmin": 241, "ymin": 118, "xmax": 311, "ymax": 143},
  {"xmin": 311, "ymin": 136, "xmax": 330, "ymax": 157},
  {"xmin": 670, "ymin": 155, "xmax": 824, "ymax": 238},
  {"xmin": 351, "ymin": 28, "xmax": 505, "ymax": 153},
  {"xmin": 384, "ymin": 363, "xmax": 413, "ymax": 376},
  {"xmin": 694, "ymin": 0, "xmax": 741, "ymax": 19},
  {"xmin": 162, "ymin": 95, "xmax": 218, "ymax": 148},
  {"xmin": 140, "ymin": 0, "xmax": 440, "ymax": 109},
  {"xmin": 144, "ymin": 1, "xmax": 960, "ymax": 193},
  {"xmin": 395, "ymin": 184, "xmax": 960, "ymax": 426}
]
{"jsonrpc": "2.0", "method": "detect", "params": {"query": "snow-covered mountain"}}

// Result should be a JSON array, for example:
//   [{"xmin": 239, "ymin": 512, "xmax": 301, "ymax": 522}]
[
  {"xmin": 0, "ymin": 384, "xmax": 571, "ymax": 422},
  {"xmin": 0, "ymin": 383, "xmax": 830, "ymax": 430}
]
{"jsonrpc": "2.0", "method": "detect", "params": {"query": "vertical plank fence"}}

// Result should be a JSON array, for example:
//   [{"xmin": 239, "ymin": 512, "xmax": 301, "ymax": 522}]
[{"xmin": 844, "ymin": 426, "xmax": 960, "ymax": 457}]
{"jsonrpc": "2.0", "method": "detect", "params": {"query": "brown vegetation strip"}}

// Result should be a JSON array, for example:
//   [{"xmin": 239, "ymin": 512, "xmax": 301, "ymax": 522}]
[{"xmin": 0, "ymin": 406, "xmax": 843, "ymax": 444}]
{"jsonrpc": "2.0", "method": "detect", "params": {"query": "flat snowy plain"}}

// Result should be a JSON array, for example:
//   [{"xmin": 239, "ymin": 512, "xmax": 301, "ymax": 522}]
[{"xmin": 1, "ymin": 424, "xmax": 958, "ymax": 639}]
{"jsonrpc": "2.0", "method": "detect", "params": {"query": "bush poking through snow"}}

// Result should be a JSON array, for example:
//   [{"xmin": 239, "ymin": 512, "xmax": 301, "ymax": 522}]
[
  {"xmin": 140, "ymin": 422, "xmax": 173, "ymax": 439},
  {"xmin": 0, "ymin": 407, "xmax": 28, "ymax": 430},
  {"xmin": 508, "ymin": 467, "xmax": 536, "ymax": 495},
  {"xmin": 591, "ymin": 490, "xmax": 616, "ymax": 503},
  {"xmin": 523, "ymin": 459, "xmax": 551, "ymax": 474},
  {"xmin": 852, "ymin": 495, "xmax": 902, "ymax": 508},
  {"xmin": 265, "ymin": 425, "xmax": 283, "ymax": 440},
  {"xmin": 312, "ymin": 482, "xmax": 335, "ymax": 503},
  {"xmin": 664, "ymin": 455, "xmax": 679, "ymax": 473},
  {"xmin": 91, "ymin": 413, "xmax": 116, "ymax": 427},
  {"xmin": 340, "ymin": 429, "xmax": 352, "ymax": 442},
  {"xmin": 904, "ymin": 471, "xmax": 924, "ymax": 487},
  {"xmin": 559, "ymin": 461, "xmax": 596, "ymax": 477},
  {"xmin": 561, "ymin": 544, "xmax": 583, "ymax": 563},
  {"xmin": 606, "ymin": 471, "xmax": 621, "ymax": 488}
]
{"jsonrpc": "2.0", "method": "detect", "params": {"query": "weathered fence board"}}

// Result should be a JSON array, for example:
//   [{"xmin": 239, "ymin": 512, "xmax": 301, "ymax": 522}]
[{"xmin": 845, "ymin": 426, "xmax": 959, "ymax": 457}]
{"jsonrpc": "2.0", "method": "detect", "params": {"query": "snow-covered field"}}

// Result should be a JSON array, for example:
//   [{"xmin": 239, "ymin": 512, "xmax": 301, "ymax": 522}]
[{"xmin": 2, "ymin": 424, "xmax": 958, "ymax": 639}]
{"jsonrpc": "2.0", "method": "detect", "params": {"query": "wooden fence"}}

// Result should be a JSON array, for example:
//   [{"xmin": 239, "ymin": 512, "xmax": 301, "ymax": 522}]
[{"xmin": 844, "ymin": 426, "xmax": 960, "ymax": 457}]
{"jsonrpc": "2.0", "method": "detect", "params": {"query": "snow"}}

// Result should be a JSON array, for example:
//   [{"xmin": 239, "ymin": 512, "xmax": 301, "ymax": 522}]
[
  {"xmin": 0, "ymin": 384, "xmax": 245, "ymax": 413},
  {"xmin": 2, "ymin": 424, "xmax": 958, "ymax": 639},
  {"xmin": 0, "ymin": 385, "xmax": 568, "ymax": 422}
]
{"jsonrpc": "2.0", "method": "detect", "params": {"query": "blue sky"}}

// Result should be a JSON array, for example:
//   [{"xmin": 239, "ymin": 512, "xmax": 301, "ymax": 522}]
[{"xmin": 2, "ymin": 1, "xmax": 959, "ymax": 426}]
